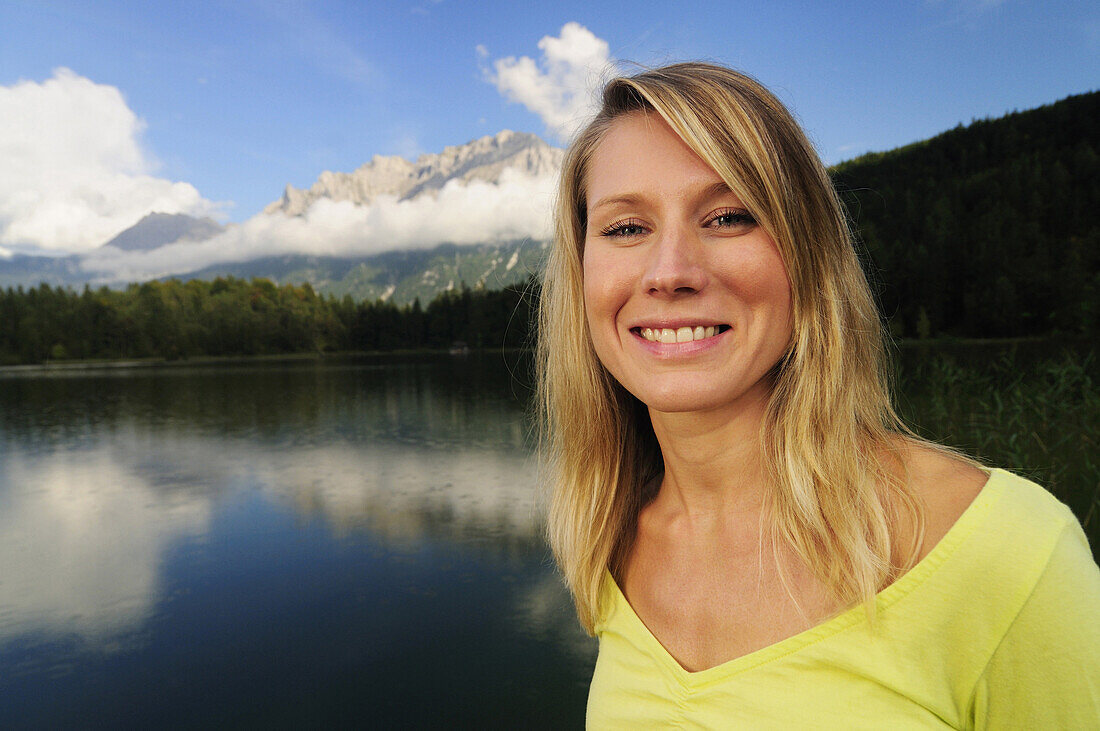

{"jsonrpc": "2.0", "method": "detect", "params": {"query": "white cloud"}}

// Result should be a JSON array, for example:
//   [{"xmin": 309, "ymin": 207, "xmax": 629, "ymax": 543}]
[
  {"xmin": 0, "ymin": 68, "xmax": 220, "ymax": 254},
  {"xmin": 484, "ymin": 22, "xmax": 615, "ymax": 141},
  {"xmin": 80, "ymin": 166, "xmax": 557, "ymax": 281}
]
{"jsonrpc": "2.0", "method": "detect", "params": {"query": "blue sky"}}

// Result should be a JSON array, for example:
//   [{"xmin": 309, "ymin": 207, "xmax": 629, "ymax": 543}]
[{"xmin": 0, "ymin": 0, "xmax": 1097, "ymax": 263}]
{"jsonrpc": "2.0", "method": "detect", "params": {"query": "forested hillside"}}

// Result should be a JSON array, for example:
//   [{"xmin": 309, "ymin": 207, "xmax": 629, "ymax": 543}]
[{"xmin": 833, "ymin": 90, "xmax": 1099, "ymax": 338}]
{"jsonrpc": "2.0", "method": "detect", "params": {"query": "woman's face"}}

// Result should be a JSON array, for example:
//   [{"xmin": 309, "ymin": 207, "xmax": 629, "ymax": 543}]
[{"xmin": 582, "ymin": 112, "xmax": 793, "ymax": 415}]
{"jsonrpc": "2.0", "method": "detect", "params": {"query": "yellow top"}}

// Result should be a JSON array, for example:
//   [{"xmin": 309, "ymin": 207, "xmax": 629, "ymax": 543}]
[{"xmin": 587, "ymin": 469, "xmax": 1100, "ymax": 729}]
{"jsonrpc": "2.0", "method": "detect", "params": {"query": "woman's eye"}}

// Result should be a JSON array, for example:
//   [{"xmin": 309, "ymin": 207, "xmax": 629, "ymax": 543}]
[
  {"xmin": 708, "ymin": 209, "xmax": 756, "ymax": 230},
  {"xmin": 600, "ymin": 219, "xmax": 647, "ymax": 238}
]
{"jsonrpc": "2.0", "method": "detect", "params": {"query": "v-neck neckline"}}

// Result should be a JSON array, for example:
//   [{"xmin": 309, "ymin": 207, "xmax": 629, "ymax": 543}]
[{"xmin": 601, "ymin": 468, "xmax": 1004, "ymax": 687}]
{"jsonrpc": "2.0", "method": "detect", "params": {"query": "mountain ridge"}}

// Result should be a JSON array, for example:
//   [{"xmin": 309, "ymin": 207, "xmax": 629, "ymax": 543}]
[
  {"xmin": 0, "ymin": 129, "xmax": 558, "ymax": 303},
  {"xmin": 174, "ymin": 239, "xmax": 546, "ymax": 305},
  {"xmin": 263, "ymin": 129, "xmax": 563, "ymax": 217}
]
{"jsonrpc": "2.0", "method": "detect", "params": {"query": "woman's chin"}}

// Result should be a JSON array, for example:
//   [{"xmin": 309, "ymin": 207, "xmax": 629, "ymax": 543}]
[
  {"xmin": 628, "ymin": 377, "xmax": 774, "ymax": 418},
  {"xmin": 637, "ymin": 390, "xmax": 742, "ymax": 417}
]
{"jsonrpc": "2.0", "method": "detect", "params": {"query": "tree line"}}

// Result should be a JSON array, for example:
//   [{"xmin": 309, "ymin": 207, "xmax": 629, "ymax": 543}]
[{"xmin": 0, "ymin": 277, "xmax": 536, "ymax": 365}]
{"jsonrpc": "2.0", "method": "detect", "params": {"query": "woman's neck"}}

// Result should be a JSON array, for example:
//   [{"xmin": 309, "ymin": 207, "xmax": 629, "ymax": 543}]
[{"xmin": 648, "ymin": 384, "xmax": 772, "ymax": 526}]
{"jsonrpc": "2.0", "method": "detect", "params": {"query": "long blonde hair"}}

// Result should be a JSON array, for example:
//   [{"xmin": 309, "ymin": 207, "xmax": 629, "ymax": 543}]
[{"xmin": 538, "ymin": 63, "xmax": 923, "ymax": 634}]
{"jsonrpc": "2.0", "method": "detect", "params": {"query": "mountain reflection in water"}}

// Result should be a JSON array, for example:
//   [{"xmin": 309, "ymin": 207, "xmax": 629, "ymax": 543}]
[{"xmin": 0, "ymin": 355, "xmax": 595, "ymax": 727}]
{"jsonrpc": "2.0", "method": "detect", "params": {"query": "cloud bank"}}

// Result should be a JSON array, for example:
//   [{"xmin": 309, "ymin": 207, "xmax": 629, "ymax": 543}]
[
  {"xmin": 0, "ymin": 69, "xmax": 220, "ymax": 256},
  {"xmin": 81, "ymin": 167, "xmax": 556, "ymax": 281},
  {"xmin": 484, "ymin": 22, "xmax": 615, "ymax": 141}
]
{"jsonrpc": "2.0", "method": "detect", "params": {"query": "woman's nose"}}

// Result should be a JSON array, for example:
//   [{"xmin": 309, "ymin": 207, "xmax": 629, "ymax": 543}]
[{"xmin": 641, "ymin": 226, "xmax": 708, "ymax": 296}]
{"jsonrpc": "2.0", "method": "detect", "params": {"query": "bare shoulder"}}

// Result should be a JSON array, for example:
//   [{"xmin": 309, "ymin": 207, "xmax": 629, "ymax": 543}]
[{"xmin": 899, "ymin": 439, "xmax": 989, "ymax": 560}]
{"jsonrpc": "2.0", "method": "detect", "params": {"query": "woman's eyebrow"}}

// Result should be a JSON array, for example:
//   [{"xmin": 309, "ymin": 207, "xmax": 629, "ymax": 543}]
[
  {"xmin": 589, "ymin": 181, "xmax": 734, "ymax": 212},
  {"xmin": 698, "ymin": 181, "xmax": 739, "ymax": 204},
  {"xmin": 588, "ymin": 182, "xmax": 742, "ymax": 217},
  {"xmin": 588, "ymin": 193, "xmax": 644, "ymax": 215}
]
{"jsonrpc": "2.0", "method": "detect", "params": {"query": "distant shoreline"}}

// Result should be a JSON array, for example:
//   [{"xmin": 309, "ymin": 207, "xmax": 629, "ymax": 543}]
[
  {"xmin": 0, "ymin": 337, "xmax": 1090, "ymax": 374},
  {"xmin": 0, "ymin": 348, "xmax": 530, "ymax": 374}
]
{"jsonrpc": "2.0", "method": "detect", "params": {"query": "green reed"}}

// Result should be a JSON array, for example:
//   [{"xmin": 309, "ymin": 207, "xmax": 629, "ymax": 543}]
[{"xmin": 895, "ymin": 343, "xmax": 1099, "ymax": 551}]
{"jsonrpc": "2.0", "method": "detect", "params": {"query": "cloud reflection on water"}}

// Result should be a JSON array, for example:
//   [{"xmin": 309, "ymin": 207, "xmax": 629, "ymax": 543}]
[
  {"xmin": 269, "ymin": 441, "xmax": 540, "ymax": 544},
  {"xmin": 0, "ymin": 419, "xmax": 542, "ymax": 645},
  {"xmin": 0, "ymin": 449, "xmax": 209, "ymax": 642}
]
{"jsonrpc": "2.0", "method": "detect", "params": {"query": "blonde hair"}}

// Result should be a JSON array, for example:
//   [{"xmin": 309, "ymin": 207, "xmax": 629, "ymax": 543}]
[{"xmin": 537, "ymin": 62, "xmax": 925, "ymax": 634}]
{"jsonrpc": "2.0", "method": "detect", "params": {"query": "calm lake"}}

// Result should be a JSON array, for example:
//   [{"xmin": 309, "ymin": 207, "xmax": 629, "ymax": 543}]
[
  {"xmin": 0, "ymin": 345, "xmax": 1095, "ymax": 726},
  {"xmin": 0, "ymin": 354, "xmax": 593, "ymax": 727}
]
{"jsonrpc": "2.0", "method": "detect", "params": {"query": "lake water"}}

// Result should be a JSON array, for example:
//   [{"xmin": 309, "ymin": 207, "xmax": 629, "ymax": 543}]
[
  {"xmin": 0, "ymin": 345, "xmax": 1095, "ymax": 727},
  {"xmin": 0, "ymin": 354, "xmax": 595, "ymax": 727}
]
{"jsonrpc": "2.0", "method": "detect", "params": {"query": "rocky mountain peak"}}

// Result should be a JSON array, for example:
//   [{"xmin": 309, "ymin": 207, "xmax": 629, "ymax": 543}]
[
  {"xmin": 101, "ymin": 212, "xmax": 225, "ymax": 252},
  {"xmin": 264, "ymin": 130, "xmax": 563, "ymax": 217}
]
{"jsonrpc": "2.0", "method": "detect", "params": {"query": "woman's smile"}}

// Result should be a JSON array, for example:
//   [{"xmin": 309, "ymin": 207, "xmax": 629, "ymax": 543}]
[{"xmin": 633, "ymin": 324, "xmax": 729, "ymax": 344}]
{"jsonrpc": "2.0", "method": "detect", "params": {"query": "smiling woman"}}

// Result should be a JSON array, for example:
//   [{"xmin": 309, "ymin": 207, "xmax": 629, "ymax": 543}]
[
  {"xmin": 536, "ymin": 63, "xmax": 1100, "ymax": 728},
  {"xmin": 582, "ymin": 112, "xmax": 792, "ymax": 415}
]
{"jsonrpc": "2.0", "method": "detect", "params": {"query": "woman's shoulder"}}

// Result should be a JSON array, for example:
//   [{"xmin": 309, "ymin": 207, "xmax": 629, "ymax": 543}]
[
  {"xmin": 898, "ymin": 440, "xmax": 988, "ymax": 562},
  {"xmin": 898, "ymin": 439, "xmax": 1088, "ymax": 577},
  {"xmin": 901, "ymin": 440, "xmax": 1078, "ymax": 530},
  {"xmin": 896, "ymin": 450, "xmax": 1100, "ymax": 728}
]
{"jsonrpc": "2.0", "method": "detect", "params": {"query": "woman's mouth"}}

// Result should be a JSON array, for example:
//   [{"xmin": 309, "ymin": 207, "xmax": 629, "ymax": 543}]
[{"xmin": 631, "ymin": 325, "xmax": 730, "ymax": 344}]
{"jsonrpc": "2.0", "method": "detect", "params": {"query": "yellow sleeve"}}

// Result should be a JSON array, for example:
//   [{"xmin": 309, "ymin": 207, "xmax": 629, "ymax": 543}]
[{"xmin": 970, "ymin": 519, "xmax": 1100, "ymax": 730}]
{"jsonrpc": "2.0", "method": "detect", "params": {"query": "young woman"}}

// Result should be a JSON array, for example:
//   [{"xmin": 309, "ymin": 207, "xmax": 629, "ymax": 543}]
[{"xmin": 537, "ymin": 63, "xmax": 1100, "ymax": 728}]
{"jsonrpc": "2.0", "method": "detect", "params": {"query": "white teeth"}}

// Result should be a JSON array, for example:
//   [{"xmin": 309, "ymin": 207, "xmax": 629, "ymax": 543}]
[{"xmin": 640, "ymin": 325, "xmax": 723, "ymax": 343}]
